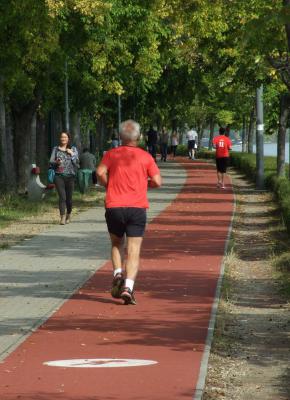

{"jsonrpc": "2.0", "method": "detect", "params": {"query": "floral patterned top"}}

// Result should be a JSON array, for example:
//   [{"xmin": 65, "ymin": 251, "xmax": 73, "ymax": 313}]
[{"xmin": 49, "ymin": 146, "xmax": 79, "ymax": 176}]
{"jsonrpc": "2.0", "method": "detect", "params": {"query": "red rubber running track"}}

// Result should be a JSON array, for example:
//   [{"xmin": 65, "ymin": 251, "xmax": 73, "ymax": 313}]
[{"xmin": 0, "ymin": 160, "xmax": 234, "ymax": 400}]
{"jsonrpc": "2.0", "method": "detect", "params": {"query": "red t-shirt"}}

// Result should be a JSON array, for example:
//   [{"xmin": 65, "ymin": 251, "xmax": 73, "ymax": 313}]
[
  {"xmin": 213, "ymin": 135, "xmax": 232, "ymax": 158},
  {"xmin": 101, "ymin": 146, "xmax": 160, "ymax": 208}
]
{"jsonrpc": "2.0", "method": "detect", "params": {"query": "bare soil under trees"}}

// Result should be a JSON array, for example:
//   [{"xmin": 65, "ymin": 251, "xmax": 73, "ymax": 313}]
[{"xmin": 203, "ymin": 170, "xmax": 290, "ymax": 400}]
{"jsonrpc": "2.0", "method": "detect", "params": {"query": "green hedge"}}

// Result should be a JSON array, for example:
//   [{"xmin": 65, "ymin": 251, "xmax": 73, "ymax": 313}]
[
  {"xmin": 176, "ymin": 144, "xmax": 188, "ymax": 156},
  {"xmin": 198, "ymin": 149, "xmax": 290, "ymax": 234}
]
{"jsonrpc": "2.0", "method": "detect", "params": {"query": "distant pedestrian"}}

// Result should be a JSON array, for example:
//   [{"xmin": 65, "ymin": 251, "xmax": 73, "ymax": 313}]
[
  {"xmin": 50, "ymin": 132, "xmax": 79, "ymax": 225},
  {"xmin": 146, "ymin": 125, "xmax": 158, "ymax": 161},
  {"xmin": 96, "ymin": 120, "xmax": 162, "ymax": 305},
  {"xmin": 160, "ymin": 127, "xmax": 169, "ymax": 162},
  {"xmin": 111, "ymin": 131, "xmax": 119, "ymax": 148},
  {"xmin": 186, "ymin": 127, "xmax": 198, "ymax": 159},
  {"xmin": 213, "ymin": 127, "xmax": 232, "ymax": 189},
  {"xmin": 171, "ymin": 131, "xmax": 179, "ymax": 158},
  {"xmin": 78, "ymin": 148, "xmax": 96, "ymax": 193}
]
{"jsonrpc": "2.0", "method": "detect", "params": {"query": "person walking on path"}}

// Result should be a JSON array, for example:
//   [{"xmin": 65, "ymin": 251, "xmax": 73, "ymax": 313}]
[
  {"xmin": 78, "ymin": 148, "xmax": 96, "ymax": 194},
  {"xmin": 186, "ymin": 127, "xmax": 198, "ymax": 159},
  {"xmin": 111, "ymin": 130, "xmax": 119, "ymax": 148},
  {"xmin": 49, "ymin": 132, "xmax": 79, "ymax": 225},
  {"xmin": 146, "ymin": 125, "xmax": 158, "ymax": 161},
  {"xmin": 160, "ymin": 127, "xmax": 169, "ymax": 162},
  {"xmin": 171, "ymin": 131, "xmax": 179, "ymax": 158},
  {"xmin": 96, "ymin": 120, "xmax": 162, "ymax": 305},
  {"xmin": 213, "ymin": 127, "xmax": 232, "ymax": 189}
]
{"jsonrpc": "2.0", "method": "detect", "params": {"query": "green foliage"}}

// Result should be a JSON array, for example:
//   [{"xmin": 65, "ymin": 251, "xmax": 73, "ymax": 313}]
[
  {"xmin": 176, "ymin": 145, "xmax": 188, "ymax": 156},
  {"xmin": 0, "ymin": 189, "xmax": 103, "ymax": 229},
  {"xmin": 229, "ymin": 152, "xmax": 290, "ymax": 234},
  {"xmin": 0, "ymin": 193, "xmax": 56, "ymax": 229},
  {"xmin": 197, "ymin": 149, "xmax": 290, "ymax": 234},
  {"xmin": 273, "ymin": 252, "xmax": 290, "ymax": 272},
  {"xmin": 1, "ymin": 0, "xmax": 290, "ymax": 152}
]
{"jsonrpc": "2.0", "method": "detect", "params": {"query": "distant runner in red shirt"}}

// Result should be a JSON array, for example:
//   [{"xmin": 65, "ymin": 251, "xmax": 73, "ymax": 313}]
[
  {"xmin": 96, "ymin": 120, "xmax": 162, "ymax": 305},
  {"xmin": 213, "ymin": 127, "xmax": 232, "ymax": 189}
]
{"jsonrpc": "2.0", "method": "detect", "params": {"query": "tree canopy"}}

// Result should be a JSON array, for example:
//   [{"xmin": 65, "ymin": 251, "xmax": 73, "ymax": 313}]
[{"xmin": 0, "ymin": 0, "xmax": 289, "ymax": 189}]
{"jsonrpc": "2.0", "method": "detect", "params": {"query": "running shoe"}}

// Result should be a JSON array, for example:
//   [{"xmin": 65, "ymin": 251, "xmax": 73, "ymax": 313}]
[
  {"xmin": 111, "ymin": 273, "xmax": 124, "ymax": 299},
  {"xmin": 120, "ymin": 287, "xmax": 137, "ymax": 305},
  {"xmin": 221, "ymin": 185, "xmax": 226, "ymax": 190}
]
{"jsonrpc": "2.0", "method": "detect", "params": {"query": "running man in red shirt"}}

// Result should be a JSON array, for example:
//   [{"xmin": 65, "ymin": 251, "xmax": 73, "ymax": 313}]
[
  {"xmin": 96, "ymin": 120, "xmax": 162, "ymax": 305},
  {"xmin": 213, "ymin": 127, "xmax": 232, "ymax": 189}
]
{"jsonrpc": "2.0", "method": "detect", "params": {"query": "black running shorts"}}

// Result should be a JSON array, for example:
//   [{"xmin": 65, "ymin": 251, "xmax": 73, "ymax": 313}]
[
  {"xmin": 105, "ymin": 207, "xmax": 147, "ymax": 238},
  {"xmin": 216, "ymin": 157, "xmax": 229, "ymax": 173},
  {"xmin": 188, "ymin": 140, "xmax": 196, "ymax": 150}
]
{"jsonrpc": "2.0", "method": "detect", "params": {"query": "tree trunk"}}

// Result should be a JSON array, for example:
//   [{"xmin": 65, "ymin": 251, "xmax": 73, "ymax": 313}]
[
  {"xmin": 242, "ymin": 115, "xmax": 247, "ymax": 152},
  {"xmin": 283, "ymin": 0, "xmax": 290, "ymax": 50},
  {"xmin": 12, "ymin": 102, "xmax": 39, "ymax": 193},
  {"xmin": 83, "ymin": 127, "xmax": 90, "ymax": 149},
  {"xmin": 247, "ymin": 107, "xmax": 255, "ymax": 153},
  {"xmin": 0, "ymin": 76, "xmax": 8, "ymax": 190},
  {"xmin": 197, "ymin": 121, "xmax": 206, "ymax": 147},
  {"xmin": 96, "ymin": 114, "xmax": 106, "ymax": 154},
  {"xmin": 208, "ymin": 119, "xmax": 215, "ymax": 150},
  {"xmin": 277, "ymin": 94, "xmax": 290, "ymax": 177},
  {"xmin": 36, "ymin": 113, "xmax": 48, "ymax": 173},
  {"xmin": 30, "ymin": 112, "xmax": 37, "ymax": 164},
  {"xmin": 171, "ymin": 118, "xmax": 178, "ymax": 132},
  {"xmin": 5, "ymin": 109, "xmax": 16, "ymax": 190},
  {"xmin": 71, "ymin": 112, "xmax": 82, "ymax": 152}
]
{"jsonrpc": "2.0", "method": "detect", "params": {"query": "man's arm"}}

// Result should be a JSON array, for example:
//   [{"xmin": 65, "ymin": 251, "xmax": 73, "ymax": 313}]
[
  {"xmin": 96, "ymin": 163, "xmax": 109, "ymax": 187},
  {"xmin": 148, "ymin": 174, "xmax": 162, "ymax": 188}
]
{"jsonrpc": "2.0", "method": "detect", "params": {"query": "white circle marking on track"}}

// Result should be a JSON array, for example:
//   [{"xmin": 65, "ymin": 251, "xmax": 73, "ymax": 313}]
[{"xmin": 43, "ymin": 358, "xmax": 158, "ymax": 368}]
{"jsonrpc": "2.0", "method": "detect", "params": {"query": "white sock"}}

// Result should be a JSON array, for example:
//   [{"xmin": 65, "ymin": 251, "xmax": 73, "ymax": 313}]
[
  {"xmin": 125, "ymin": 279, "xmax": 134, "ymax": 291},
  {"xmin": 113, "ymin": 268, "xmax": 122, "ymax": 277}
]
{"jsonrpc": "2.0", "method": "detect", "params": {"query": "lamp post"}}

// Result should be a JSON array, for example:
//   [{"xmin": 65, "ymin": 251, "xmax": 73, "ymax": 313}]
[
  {"xmin": 256, "ymin": 85, "xmax": 264, "ymax": 189},
  {"xmin": 242, "ymin": 115, "xmax": 246, "ymax": 152},
  {"xmin": 118, "ymin": 94, "xmax": 122, "ymax": 141},
  {"xmin": 64, "ymin": 59, "xmax": 70, "ymax": 132}
]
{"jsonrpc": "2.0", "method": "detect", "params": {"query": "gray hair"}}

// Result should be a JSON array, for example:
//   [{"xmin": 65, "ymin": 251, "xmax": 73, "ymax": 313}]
[{"xmin": 119, "ymin": 120, "xmax": 141, "ymax": 142}]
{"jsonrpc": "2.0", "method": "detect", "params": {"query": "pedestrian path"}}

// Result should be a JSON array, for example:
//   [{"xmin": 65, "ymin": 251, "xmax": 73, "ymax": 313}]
[{"xmin": 0, "ymin": 160, "xmax": 234, "ymax": 399}]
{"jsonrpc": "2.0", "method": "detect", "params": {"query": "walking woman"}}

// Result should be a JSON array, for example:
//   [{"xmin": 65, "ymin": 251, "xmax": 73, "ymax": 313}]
[
  {"xmin": 160, "ymin": 127, "xmax": 169, "ymax": 162},
  {"xmin": 171, "ymin": 131, "xmax": 179, "ymax": 158},
  {"xmin": 49, "ymin": 132, "xmax": 79, "ymax": 225}
]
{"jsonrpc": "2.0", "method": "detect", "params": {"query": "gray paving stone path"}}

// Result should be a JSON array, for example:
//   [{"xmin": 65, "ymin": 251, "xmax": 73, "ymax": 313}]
[{"xmin": 0, "ymin": 163, "xmax": 186, "ymax": 362}]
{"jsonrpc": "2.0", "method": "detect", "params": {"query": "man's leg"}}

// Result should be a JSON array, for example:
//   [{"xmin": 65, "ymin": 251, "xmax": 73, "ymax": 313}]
[
  {"xmin": 164, "ymin": 144, "xmax": 168, "ymax": 161},
  {"xmin": 152, "ymin": 144, "xmax": 157, "ymax": 161},
  {"xmin": 110, "ymin": 233, "xmax": 125, "ymax": 273},
  {"xmin": 121, "ymin": 236, "xmax": 143, "ymax": 305},
  {"xmin": 109, "ymin": 233, "xmax": 125, "ymax": 298},
  {"xmin": 217, "ymin": 171, "xmax": 221, "ymax": 186},
  {"xmin": 125, "ymin": 237, "xmax": 143, "ymax": 282},
  {"xmin": 188, "ymin": 144, "xmax": 192, "ymax": 159},
  {"xmin": 221, "ymin": 173, "xmax": 225, "ymax": 188},
  {"xmin": 148, "ymin": 145, "xmax": 153, "ymax": 157}
]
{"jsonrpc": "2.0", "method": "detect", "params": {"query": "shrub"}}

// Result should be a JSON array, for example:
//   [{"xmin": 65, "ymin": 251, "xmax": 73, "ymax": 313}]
[
  {"xmin": 273, "ymin": 252, "xmax": 290, "ymax": 272},
  {"xmin": 195, "ymin": 150, "xmax": 290, "ymax": 234},
  {"xmin": 197, "ymin": 148, "xmax": 215, "ymax": 159},
  {"xmin": 229, "ymin": 152, "xmax": 290, "ymax": 234},
  {"xmin": 176, "ymin": 144, "xmax": 188, "ymax": 156}
]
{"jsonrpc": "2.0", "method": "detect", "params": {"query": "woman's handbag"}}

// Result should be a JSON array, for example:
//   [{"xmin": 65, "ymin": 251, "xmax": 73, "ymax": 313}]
[{"xmin": 47, "ymin": 166, "xmax": 56, "ymax": 184}]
